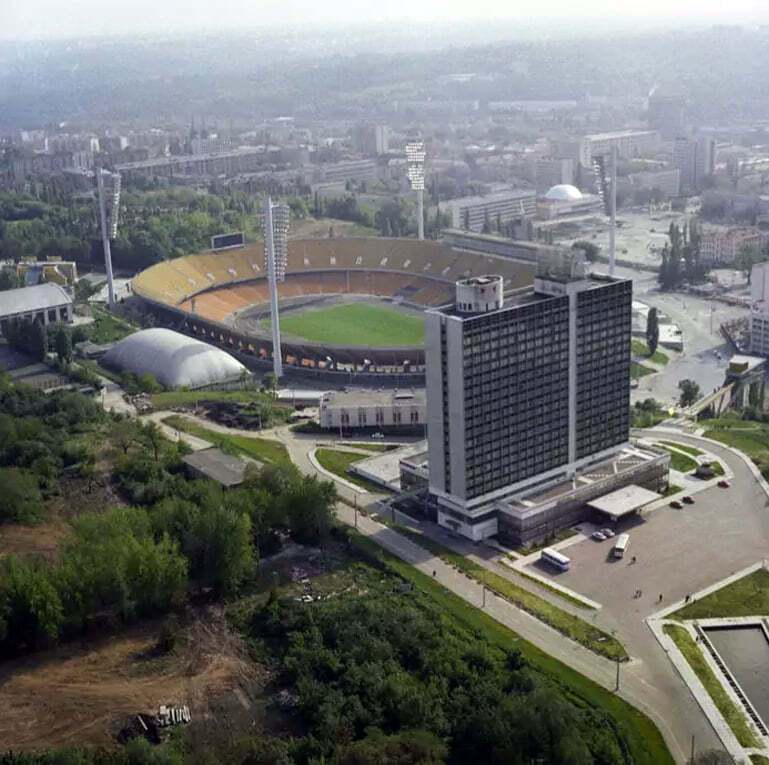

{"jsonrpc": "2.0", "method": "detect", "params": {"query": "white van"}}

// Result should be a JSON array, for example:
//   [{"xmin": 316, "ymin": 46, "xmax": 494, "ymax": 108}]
[{"xmin": 613, "ymin": 533, "xmax": 630, "ymax": 559}]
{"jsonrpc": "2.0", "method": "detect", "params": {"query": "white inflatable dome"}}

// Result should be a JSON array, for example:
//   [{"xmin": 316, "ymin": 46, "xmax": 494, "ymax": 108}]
[
  {"xmin": 544, "ymin": 184, "xmax": 584, "ymax": 202},
  {"xmin": 103, "ymin": 328, "xmax": 247, "ymax": 389}
]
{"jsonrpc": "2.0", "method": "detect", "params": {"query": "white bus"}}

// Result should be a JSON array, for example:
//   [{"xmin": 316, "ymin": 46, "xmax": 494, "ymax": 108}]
[
  {"xmin": 541, "ymin": 547, "xmax": 570, "ymax": 572},
  {"xmin": 613, "ymin": 533, "xmax": 630, "ymax": 559}
]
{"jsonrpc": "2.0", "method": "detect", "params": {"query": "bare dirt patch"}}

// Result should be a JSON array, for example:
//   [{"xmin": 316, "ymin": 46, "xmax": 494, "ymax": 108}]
[{"xmin": 0, "ymin": 606, "xmax": 266, "ymax": 752}]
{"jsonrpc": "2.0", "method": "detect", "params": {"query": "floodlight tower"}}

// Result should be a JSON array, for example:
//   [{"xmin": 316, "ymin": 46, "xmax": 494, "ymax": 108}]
[
  {"xmin": 406, "ymin": 141, "xmax": 426, "ymax": 240},
  {"xmin": 95, "ymin": 169, "xmax": 121, "ymax": 309},
  {"xmin": 263, "ymin": 197, "xmax": 290, "ymax": 379}
]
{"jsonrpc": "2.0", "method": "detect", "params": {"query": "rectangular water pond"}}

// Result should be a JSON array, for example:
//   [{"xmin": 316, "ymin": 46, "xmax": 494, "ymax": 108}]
[{"xmin": 705, "ymin": 625, "xmax": 769, "ymax": 727}]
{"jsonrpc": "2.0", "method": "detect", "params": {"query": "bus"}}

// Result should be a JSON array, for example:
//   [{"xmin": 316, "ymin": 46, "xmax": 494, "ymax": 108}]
[
  {"xmin": 541, "ymin": 547, "xmax": 570, "ymax": 572},
  {"xmin": 613, "ymin": 533, "xmax": 630, "ymax": 559}
]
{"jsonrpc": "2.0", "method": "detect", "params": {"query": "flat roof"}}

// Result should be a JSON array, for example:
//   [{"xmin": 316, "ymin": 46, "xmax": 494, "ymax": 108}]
[
  {"xmin": 0, "ymin": 282, "xmax": 72, "ymax": 317},
  {"xmin": 182, "ymin": 448, "xmax": 248, "ymax": 487},
  {"xmin": 321, "ymin": 388, "xmax": 425, "ymax": 408},
  {"xmin": 446, "ymin": 189, "xmax": 536, "ymax": 207},
  {"xmin": 587, "ymin": 485, "xmax": 661, "ymax": 517}
]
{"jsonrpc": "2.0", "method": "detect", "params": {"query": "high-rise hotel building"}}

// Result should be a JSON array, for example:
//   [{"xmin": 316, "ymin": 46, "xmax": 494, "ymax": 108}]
[{"xmin": 425, "ymin": 256, "xmax": 632, "ymax": 540}]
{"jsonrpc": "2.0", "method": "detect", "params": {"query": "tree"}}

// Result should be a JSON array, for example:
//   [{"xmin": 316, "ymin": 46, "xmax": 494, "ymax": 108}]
[
  {"xmin": 29, "ymin": 321, "xmax": 47, "ymax": 362},
  {"xmin": 141, "ymin": 421, "xmax": 164, "ymax": 461},
  {"xmin": 336, "ymin": 729, "xmax": 448, "ymax": 765},
  {"xmin": 111, "ymin": 417, "xmax": 140, "ymax": 454},
  {"xmin": 53, "ymin": 325, "xmax": 73, "ymax": 364},
  {"xmin": 0, "ymin": 270, "xmax": 23, "ymax": 291},
  {"xmin": 571, "ymin": 240, "xmax": 600, "ymax": 262},
  {"xmin": 646, "ymin": 307, "xmax": 660, "ymax": 357},
  {"xmin": 262, "ymin": 372, "xmax": 278, "ymax": 397},
  {"xmin": 736, "ymin": 243, "xmax": 764, "ymax": 284},
  {"xmin": 0, "ymin": 467, "xmax": 45, "ymax": 523},
  {"xmin": 678, "ymin": 379, "xmax": 702, "ymax": 407}
]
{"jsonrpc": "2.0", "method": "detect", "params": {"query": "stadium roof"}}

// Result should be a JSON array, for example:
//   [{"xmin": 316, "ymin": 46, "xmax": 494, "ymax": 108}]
[
  {"xmin": 587, "ymin": 485, "xmax": 661, "ymax": 519},
  {"xmin": 102, "ymin": 328, "xmax": 247, "ymax": 389},
  {"xmin": 0, "ymin": 283, "xmax": 72, "ymax": 318}
]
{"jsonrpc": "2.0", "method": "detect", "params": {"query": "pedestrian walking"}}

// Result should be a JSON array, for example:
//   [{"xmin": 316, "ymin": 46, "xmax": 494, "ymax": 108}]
[
  {"xmin": 658, "ymin": 593, "xmax": 663, "ymax": 602},
  {"xmin": 432, "ymin": 570, "xmax": 436, "ymax": 577},
  {"xmin": 631, "ymin": 555, "xmax": 637, "ymax": 564}
]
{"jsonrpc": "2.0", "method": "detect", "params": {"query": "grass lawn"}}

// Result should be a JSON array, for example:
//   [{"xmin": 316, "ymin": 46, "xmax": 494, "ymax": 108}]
[
  {"xmin": 631, "ymin": 339, "xmax": 669, "ymax": 366},
  {"xmin": 658, "ymin": 446, "xmax": 699, "ymax": 473},
  {"xmin": 87, "ymin": 306, "xmax": 138, "ymax": 344},
  {"xmin": 662, "ymin": 483, "xmax": 683, "ymax": 497},
  {"xmin": 658, "ymin": 440, "xmax": 703, "ymax": 457},
  {"xmin": 672, "ymin": 569, "xmax": 769, "ymax": 620},
  {"xmin": 702, "ymin": 420, "xmax": 769, "ymax": 472},
  {"xmin": 163, "ymin": 415, "xmax": 290, "ymax": 466},
  {"xmin": 151, "ymin": 389, "xmax": 283, "ymax": 409},
  {"xmin": 264, "ymin": 303, "xmax": 425, "ymax": 347},
  {"xmin": 663, "ymin": 624, "xmax": 762, "ymax": 748},
  {"xmin": 350, "ymin": 531, "xmax": 672, "ymax": 765},
  {"xmin": 631, "ymin": 361, "xmax": 656, "ymax": 379},
  {"xmin": 315, "ymin": 448, "xmax": 385, "ymax": 491},
  {"xmin": 751, "ymin": 755, "xmax": 769, "ymax": 764},
  {"xmin": 393, "ymin": 526, "xmax": 624, "ymax": 658},
  {"xmin": 343, "ymin": 442, "xmax": 399, "ymax": 453}
]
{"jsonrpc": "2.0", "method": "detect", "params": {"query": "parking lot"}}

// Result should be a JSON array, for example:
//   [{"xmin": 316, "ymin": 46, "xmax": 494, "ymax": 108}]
[{"xmin": 525, "ymin": 437, "xmax": 769, "ymax": 637}]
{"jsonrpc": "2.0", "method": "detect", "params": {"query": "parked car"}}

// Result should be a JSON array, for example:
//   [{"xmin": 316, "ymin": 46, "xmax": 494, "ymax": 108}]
[
  {"xmin": 718, "ymin": 480, "xmax": 731, "ymax": 489},
  {"xmin": 600, "ymin": 528, "xmax": 615, "ymax": 538},
  {"xmin": 591, "ymin": 531, "xmax": 607, "ymax": 541},
  {"xmin": 371, "ymin": 432, "xmax": 385, "ymax": 440},
  {"xmin": 682, "ymin": 496, "xmax": 695, "ymax": 505},
  {"xmin": 670, "ymin": 500, "xmax": 683, "ymax": 509}
]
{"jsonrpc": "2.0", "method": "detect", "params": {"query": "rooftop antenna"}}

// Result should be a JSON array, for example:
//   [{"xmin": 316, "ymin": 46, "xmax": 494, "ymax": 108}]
[
  {"xmin": 95, "ymin": 168, "xmax": 121, "ymax": 309},
  {"xmin": 263, "ymin": 197, "xmax": 290, "ymax": 379},
  {"xmin": 406, "ymin": 141, "xmax": 426, "ymax": 241}
]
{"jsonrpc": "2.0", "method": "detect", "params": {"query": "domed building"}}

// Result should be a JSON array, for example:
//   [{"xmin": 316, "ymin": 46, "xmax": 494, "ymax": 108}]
[
  {"xmin": 102, "ymin": 328, "xmax": 247, "ymax": 389},
  {"xmin": 538, "ymin": 184, "xmax": 603, "ymax": 219},
  {"xmin": 544, "ymin": 184, "xmax": 584, "ymax": 202}
]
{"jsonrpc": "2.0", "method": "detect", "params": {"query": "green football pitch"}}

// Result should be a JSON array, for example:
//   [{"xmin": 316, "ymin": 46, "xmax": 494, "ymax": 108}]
[{"xmin": 264, "ymin": 303, "xmax": 425, "ymax": 347}]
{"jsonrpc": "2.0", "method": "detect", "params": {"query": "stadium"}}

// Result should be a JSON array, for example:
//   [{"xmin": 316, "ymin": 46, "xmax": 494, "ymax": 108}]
[{"xmin": 131, "ymin": 237, "xmax": 537, "ymax": 379}]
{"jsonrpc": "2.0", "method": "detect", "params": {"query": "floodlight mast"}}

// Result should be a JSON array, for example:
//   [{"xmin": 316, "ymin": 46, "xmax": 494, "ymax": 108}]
[
  {"xmin": 609, "ymin": 145, "xmax": 617, "ymax": 276},
  {"xmin": 406, "ymin": 142, "xmax": 426, "ymax": 241},
  {"xmin": 264, "ymin": 197, "xmax": 289, "ymax": 380},
  {"xmin": 95, "ymin": 168, "xmax": 117, "ymax": 309}
]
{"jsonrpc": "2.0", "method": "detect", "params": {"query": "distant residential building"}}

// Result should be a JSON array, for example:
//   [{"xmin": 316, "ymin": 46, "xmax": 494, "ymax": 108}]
[
  {"xmin": 627, "ymin": 168, "xmax": 681, "ymax": 199},
  {"xmin": 319, "ymin": 389, "xmax": 426, "ymax": 430},
  {"xmin": 115, "ymin": 147, "xmax": 270, "ymax": 180},
  {"xmin": 529, "ymin": 158, "xmax": 575, "ymax": 193},
  {"xmin": 311, "ymin": 159, "xmax": 378, "ymax": 185},
  {"xmin": 578, "ymin": 130, "xmax": 661, "ymax": 167},
  {"xmin": 700, "ymin": 227, "xmax": 766, "ymax": 265},
  {"xmin": 673, "ymin": 135, "xmax": 715, "ymax": 193},
  {"xmin": 648, "ymin": 92, "xmax": 687, "ymax": 139},
  {"xmin": 446, "ymin": 189, "xmax": 536, "ymax": 231},
  {"xmin": 191, "ymin": 136, "xmax": 232, "ymax": 156},
  {"xmin": 750, "ymin": 261, "xmax": 769, "ymax": 356},
  {"xmin": 353, "ymin": 124, "xmax": 389, "ymax": 156}
]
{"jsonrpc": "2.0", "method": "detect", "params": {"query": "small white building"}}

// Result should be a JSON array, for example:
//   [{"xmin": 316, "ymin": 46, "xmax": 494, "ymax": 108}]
[
  {"xmin": 0, "ymin": 283, "xmax": 73, "ymax": 337},
  {"xmin": 319, "ymin": 388, "xmax": 426, "ymax": 430}
]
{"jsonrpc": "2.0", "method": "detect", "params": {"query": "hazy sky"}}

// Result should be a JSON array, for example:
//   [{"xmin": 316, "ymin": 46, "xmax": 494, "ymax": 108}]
[{"xmin": 2, "ymin": 0, "xmax": 769, "ymax": 40}]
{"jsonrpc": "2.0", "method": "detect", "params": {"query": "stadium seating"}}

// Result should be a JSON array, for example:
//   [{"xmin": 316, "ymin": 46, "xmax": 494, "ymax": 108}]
[{"xmin": 132, "ymin": 237, "xmax": 536, "ymax": 323}]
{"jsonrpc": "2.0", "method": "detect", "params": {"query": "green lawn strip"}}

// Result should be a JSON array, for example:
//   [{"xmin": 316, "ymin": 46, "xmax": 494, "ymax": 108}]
[
  {"xmin": 658, "ymin": 440, "xmax": 703, "ymax": 457},
  {"xmin": 658, "ymin": 446, "xmax": 699, "ymax": 473},
  {"xmin": 703, "ymin": 425, "xmax": 769, "ymax": 467},
  {"xmin": 151, "ymin": 389, "xmax": 286, "ymax": 409},
  {"xmin": 662, "ymin": 484, "xmax": 683, "ymax": 497},
  {"xmin": 512, "ymin": 565, "xmax": 597, "ymax": 611},
  {"xmin": 750, "ymin": 755, "xmax": 769, "ymax": 764},
  {"xmin": 631, "ymin": 361, "xmax": 655, "ymax": 379},
  {"xmin": 513, "ymin": 527, "xmax": 576, "ymax": 555},
  {"xmin": 163, "ymin": 415, "xmax": 290, "ymax": 465},
  {"xmin": 77, "ymin": 358, "xmax": 123, "ymax": 384},
  {"xmin": 264, "ymin": 303, "xmax": 425, "ymax": 347},
  {"xmin": 315, "ymin": 448, "xmax": 386, "ymax": 491},
  {"xmin": 349, "ymin": 531, "xmax": 672, "ymax": 765},
  {"xmin": 710, "ymin": 461, "xmax": 725, "ymax": 476},
  {"xmin": 392, "ymin": 525, "xmax": 624, "ymax": 659},
  {"xmin": 671, "ymin": 569, "xmax": 769, "ymax": 620},
  {"xmin": 631, "ymin": 339, "xmax": 669, "ymax": 365},
  {"xmin": 88, "ymin": 306, "xmax": 139, "ymax": 343},
  {"xmin": 663, "ymin": 624, "xmax": 762, "ymax": 748}
]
